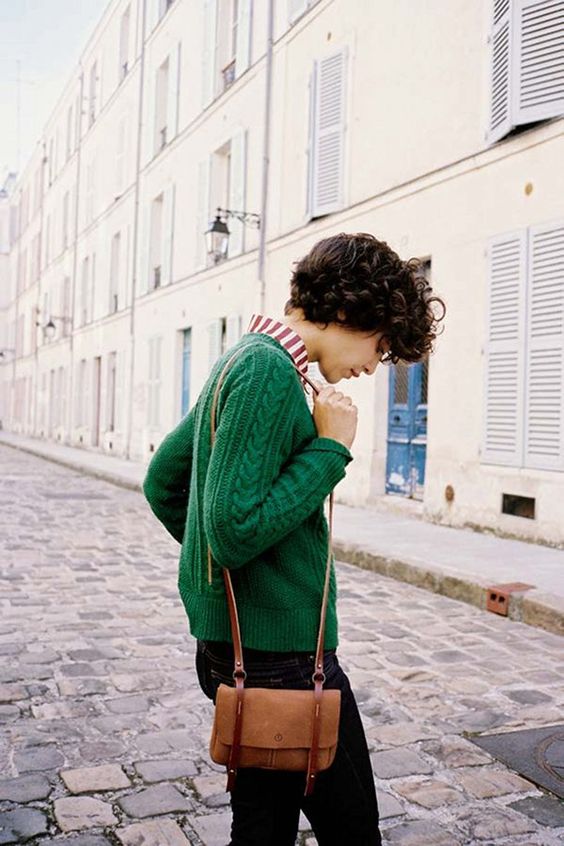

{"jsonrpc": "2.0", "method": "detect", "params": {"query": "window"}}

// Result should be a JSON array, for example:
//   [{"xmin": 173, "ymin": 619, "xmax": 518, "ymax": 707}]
[
  {"xmin": 109, "ymin": 232, "xmax": 121, "ymax": 313},
  {"xmin": 483, "ymin": 221, "xmax": 564, "ymax": 471},
  {"xmin": 62, "ymin": 277, "xmax": 71, "ymax": 337},
  {"xmin": 147, "ymin": 336, "xmax": 162, "ymax": 429},
  {"xmin": 288, "ymin": 0, "xmax": 321, "ymax": 25},
  {"xmin": 76, "ymin": 358, "xmax": 88, "ymax": 427},
  {"xmin": 115, "ymin": 114, "xmax": 128, "ymax": 197},
  {"xmin": 207, "ymin": 129, "xmax": 247, "ymax": 262},
  {"xmin": 80, "ymin": 256, "xmax": 90, "ymax": 326},
  {"xmin": 308, "ymin": 48, "xmax": 347, "ymax": 218},
  {"xmin": 119, "ymin": 6, "xmax": 131, "ymax": 81},
  {"xmin": 85, "ymin": 158, "xmax": 96, "ymax": 224},
  {"xmin": 89, "ymin": 61, "xmax": 98, "ymax": 127},
  {"xmin": 45, "ymin": 214, "xmax": 51, "ymax": 267},
  {"xmin": 202, "ymin": 0, "xmax": 251, "ymax": 106},
  {"xmin": 48, "ymin": 138, "xmax": 54, "ymax": 186},
  {"xmin": 155, "ymin": 59, "xmax": 169, "ymax": 152},
  {"xmin": 488, "ymin": 0, "xmax": 564, "ymax": 143},
  {"xmin": 107, "ymin": 351, "xmax": 117, "ymax": 431},
  {"xmin": 147, "ymin": 0, "xmax": 176, "ymax": 31},
  {"xmin": 149, "ymin": 195, "xmax": 163, "ymax": 289},
  {"xmin": 66, "ymin": 104, "xmax": 73, "ymax": 161},
  {"xmin": 62, "ymin": 190, "xmax": 70, "ymax": 249}
]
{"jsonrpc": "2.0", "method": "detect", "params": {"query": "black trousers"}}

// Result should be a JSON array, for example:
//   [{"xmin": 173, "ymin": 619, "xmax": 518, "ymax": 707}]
[{"xmin": 196, "ymin": 639, "xmax": 382, "ymax": 846}]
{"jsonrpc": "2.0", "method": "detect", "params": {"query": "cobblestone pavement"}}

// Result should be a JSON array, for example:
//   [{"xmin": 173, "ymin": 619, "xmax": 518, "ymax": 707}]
[{"xmin": 1, "ymin": 444, "xmax": 564, "ymax": 845}]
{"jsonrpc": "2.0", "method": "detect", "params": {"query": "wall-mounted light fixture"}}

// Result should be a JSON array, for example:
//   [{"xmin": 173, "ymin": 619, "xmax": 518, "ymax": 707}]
[{"xmin": 205, "ymin": 206, "xmax": 261, "ymax": 265}]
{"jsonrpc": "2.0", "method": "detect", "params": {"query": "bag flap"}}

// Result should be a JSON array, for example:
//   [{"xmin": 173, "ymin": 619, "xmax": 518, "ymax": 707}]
[{"xmin": 214, "ymin": 685, "xmax": 341, "ymax": 749}]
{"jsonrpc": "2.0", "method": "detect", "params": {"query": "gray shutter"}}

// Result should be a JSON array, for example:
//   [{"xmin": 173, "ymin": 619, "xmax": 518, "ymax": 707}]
[
  {"xmin": 196, "ymin": 158, "xmax": 211, "ymax": 269},
  {"xmin": 208, "ymin": 319, "xmax": 223, "ymax": 372},
  {"xmin": 161, "ymin": 182, "xmax": 176, "ymax": 286},
  {"xmin": 235, "ymin": 0, "xmax": 252, "ymax": 78},
  {"xmin": 513, "ymin": 0, "xmax": 564, "ymax": 125},
  {"xmin": 488, "ymin": 0, "xmax": 513, "ymax": 142},
  {"xmin": 202, "ymin": 0, "xmax": 218, "ymax": 108},
  {"xmin": 167, "ymin": 41, "xmax": 181, "ymax": 140},
  {"xmin": 524, "ymin": 221, "xmax": 564, "ymax": 470},
  {"xmin": 228, "ymin": 129, "xmax": 247, "ymax": 257},
  {"xmin": 482, "ymin": 231, "xmax": 527, "ymax": 465},
  {"xmin": 311, "ymin": 48, "xmax": 347, "ymax": 217}
]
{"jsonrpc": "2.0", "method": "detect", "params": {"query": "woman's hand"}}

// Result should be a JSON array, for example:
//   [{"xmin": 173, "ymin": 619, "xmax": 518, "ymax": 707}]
[{"xmin": 312, "ymin": 382, "xmax": 358, "ymax": 451}]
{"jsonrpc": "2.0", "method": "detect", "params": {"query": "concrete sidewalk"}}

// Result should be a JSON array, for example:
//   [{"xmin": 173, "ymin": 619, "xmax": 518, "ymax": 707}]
[{"xmin": 2, "ymin": 429, "xmax": 563, "ymax": 637}]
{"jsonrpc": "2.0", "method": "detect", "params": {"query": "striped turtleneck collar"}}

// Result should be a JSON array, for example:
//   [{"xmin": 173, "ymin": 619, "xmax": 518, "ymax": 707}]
[{"xmin": 247, "ymin": 313, "xmax": 309, "ymax": 380}]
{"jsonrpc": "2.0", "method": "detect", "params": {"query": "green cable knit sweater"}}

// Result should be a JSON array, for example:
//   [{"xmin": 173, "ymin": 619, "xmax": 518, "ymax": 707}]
[{"xmin": 142, "ymin": 332, "xmax": 353, "ymax": 651}]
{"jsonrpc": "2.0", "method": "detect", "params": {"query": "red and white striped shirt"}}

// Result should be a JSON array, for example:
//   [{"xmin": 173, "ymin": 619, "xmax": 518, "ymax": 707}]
[{"xmin": 247, "ymin": 314, "xmax": 310, "ymax": 388}]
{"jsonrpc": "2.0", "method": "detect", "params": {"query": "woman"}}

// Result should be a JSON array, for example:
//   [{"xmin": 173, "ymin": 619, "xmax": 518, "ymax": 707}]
[{"xmin": 143, "ymin": 232, "xmax": 445, "ymax": 845}]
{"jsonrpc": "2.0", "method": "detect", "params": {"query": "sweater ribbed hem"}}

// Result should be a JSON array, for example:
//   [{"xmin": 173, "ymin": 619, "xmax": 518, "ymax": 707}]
[{"xmin": 180, "ymin": 590, "xmax": 338, "ymax": 652}]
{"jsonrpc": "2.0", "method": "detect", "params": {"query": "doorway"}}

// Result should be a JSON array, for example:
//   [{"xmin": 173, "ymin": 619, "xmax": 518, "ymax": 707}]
[
  {"xmin": 385, "ymin": 357, "xmax": 428, "ymax": 500},
  {"xmin": 180, "ymin": 328, "xmax": 192, "ymax": 418}
]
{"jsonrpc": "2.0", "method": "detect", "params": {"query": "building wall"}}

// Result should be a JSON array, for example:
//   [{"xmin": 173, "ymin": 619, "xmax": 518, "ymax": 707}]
[{"xmin": 0, "ymin": 0, "xmax": 563, "ymax": 546}]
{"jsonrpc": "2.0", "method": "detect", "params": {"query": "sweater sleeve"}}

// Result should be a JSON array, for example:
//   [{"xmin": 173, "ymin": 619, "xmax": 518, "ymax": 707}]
[
  {"xmin": 142, "ymin": 401, "xmax": 197, "ymax": 544},
  {"xmin": 203, "ymin": 351, "xmax": 353, "ymax": 569}
]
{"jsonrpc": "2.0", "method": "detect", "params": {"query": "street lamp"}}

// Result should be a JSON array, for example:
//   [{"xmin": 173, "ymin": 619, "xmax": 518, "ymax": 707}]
[
  {"xmin": 205, "ymin": 207, "xmax": 261, "ymax": 265},
  {"xmin": 35, "ymin": 313, "xmax": 73, "ymax": 340}
]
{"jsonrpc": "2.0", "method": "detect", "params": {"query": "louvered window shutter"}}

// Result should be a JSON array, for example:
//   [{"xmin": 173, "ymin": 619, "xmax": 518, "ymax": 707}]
[
  {"xmin": 235, "ymin": 0, "xmax": 252, "ymax": 78},
  {"xmin": 144, "ymin": 70, "xmax": 157, "ymax": 165},
  {"xmin": 311, "ymin": 48, "xmax": 347, "ymax": 217},
  {"xmin": 228, "ymin": 129, "xmax": 247, "ymax": 257},
  {"xmin": 513, "ymin": 0, "xmax": 564, "ymax": 125},
  {"xmin": 148, "ymin": 338, "xmax": 155, "ymax": 427},
  {"xmin": 161, "ymin": 183, "xmax": 176, "ymax": 286},
  {"xmin": 524, "ymin": 222, "xmax": 564, "ymax": 470},
  {"xmin": 167, "ymin": 42, "xmax": 181, "ymax": 140},
  {"xmin": 483, "ymin": 232, "xmax": 527, "ymax": 465},
  {"xmin": 208, "ymin": 319, "xmax": 222, "ymax": 372},
  {"xmin": 115, "ymin": 350, "xmax": 124, "ymax": 434},
  {"xmin": 196, "ymin": 158, "xmax": 211, "ymax": 269},
  {"xmin": 488, "ymin": 0, "xmax": 513, "ymax": 142},
  {"xmin": 202, "ymin": 0, "xmax": 218, "ymax": 108},
  {"xmin": 138, "ymin": 203, "xmax": 151, "ymax": 295}
]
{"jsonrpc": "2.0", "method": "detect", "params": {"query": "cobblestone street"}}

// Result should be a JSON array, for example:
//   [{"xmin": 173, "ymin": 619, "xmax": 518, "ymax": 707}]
[{"xmin": 1, "ymin": 443, "xmax": 563, "ymax": 845}]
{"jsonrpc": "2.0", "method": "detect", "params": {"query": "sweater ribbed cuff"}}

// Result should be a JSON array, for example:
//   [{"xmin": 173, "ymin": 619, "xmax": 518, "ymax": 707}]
[{"xmin": 304, "ymin": 436, "xmax": 353, "ymax": 462}]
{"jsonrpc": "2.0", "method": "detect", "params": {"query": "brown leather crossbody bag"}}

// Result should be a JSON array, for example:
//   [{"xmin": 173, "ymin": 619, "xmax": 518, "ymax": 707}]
[{"xmin": 206, "ymin": 346, "xmax": 342, "ymax": 797}]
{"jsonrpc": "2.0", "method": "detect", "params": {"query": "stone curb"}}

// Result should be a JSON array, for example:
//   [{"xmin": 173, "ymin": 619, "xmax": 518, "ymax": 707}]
[
  {"xmin": 0, "ymin": 435, "xmax": 143, "ymax": 493},
  {"xmin": 3, "ymin": 435, "xmax": 563, "ymax": 640},
  {"xmin": 332, "ymin": 541, "xmax": 564, "ymax": 639}
]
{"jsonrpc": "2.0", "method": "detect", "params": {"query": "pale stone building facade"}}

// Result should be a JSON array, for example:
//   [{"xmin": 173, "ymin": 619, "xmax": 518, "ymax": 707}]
[{"xmin": 1, "ymin": 0, "xmax": 563, "ymax": 545}]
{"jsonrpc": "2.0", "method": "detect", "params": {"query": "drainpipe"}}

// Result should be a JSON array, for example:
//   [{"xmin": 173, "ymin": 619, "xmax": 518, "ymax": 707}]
[
  {"xmin": 31, "ymin": 140, "xmax": 48, "ymax": 437},
  {"xmin": 125, "ymin": 0, "xmax": 147, "ymax": 461},
  {"xmin": 257, "ymin": 0, "xmax": 274, "ymax": 313},
  {"xmin": 64, "ymin": 66, "xmax": 84, "ymax": 443}
]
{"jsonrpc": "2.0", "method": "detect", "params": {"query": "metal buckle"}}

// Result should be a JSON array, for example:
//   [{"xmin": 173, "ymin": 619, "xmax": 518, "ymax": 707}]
[
  {"xmin": 233, "ymin": 669, "xmax": 247, "ymax": 681},
  {"xmin": 311, "ymin": 671, "xmax": 326, "ymax": 684}
]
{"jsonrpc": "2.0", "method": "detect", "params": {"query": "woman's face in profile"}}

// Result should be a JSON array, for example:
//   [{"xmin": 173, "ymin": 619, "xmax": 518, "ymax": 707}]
[{"xmin": 317, "ymin": 325, "xmax": 391, "ymax": 384}]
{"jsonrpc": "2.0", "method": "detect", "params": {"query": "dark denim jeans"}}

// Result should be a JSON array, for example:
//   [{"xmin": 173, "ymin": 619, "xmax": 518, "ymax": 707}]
[{"xmin": 196, "ymin": 639, "xmax": 382, "ymax": 846}]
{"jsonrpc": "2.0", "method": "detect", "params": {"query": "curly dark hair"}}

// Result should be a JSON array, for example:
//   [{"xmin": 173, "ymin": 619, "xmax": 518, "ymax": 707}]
[{"xmin": 284, "ymin": 232, "xmax": 446, "ymax": 364}]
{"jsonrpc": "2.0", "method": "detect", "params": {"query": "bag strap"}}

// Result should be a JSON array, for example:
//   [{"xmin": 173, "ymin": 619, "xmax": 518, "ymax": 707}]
[{"xmin": 207, "ymin": 345, "xmax": 337, "ymax": 794}]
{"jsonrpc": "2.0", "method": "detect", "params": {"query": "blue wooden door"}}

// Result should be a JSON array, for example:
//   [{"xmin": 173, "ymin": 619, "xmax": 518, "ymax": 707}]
[
  {"xmin": 385, "ymin": 357, "xmax": 428, "ymax": 499},
  {"xmin": 180, "ymin": 328, "xmax": 192, "ymax": 418}
]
